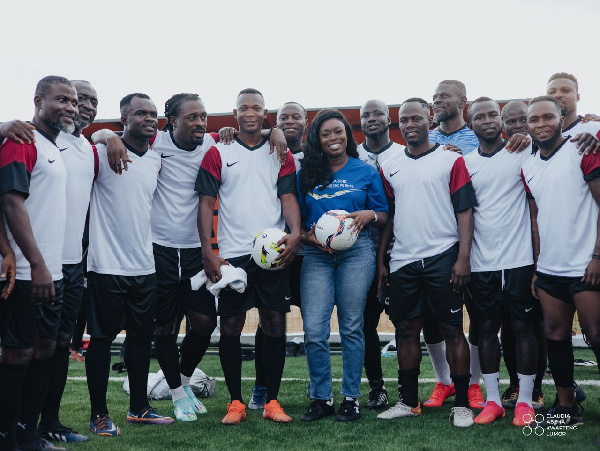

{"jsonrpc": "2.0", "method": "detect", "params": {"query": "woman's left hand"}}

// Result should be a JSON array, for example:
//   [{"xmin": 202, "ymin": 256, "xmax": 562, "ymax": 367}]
[{"xmin": 346, "ymin": 210, "xmax": 375, "ymax": 236}]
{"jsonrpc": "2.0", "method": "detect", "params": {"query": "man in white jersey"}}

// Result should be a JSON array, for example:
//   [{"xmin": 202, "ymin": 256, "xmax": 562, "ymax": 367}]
[
  {"xmin": 499, "ymin": 100, "xmax": 554, "ymax": 413},
  {"xmin": 377, "ymin": 98, "xmax": 476, "ymax": 427},
  {"xmin": 0, "ymin": 75, "xmax": 75, "ymax": 451},
  {"xmin": 35, "ymin": 80, "xmax": 98, "ymax": 444},
  {"xmin": 196, "ymin": 88, "xmax": 301, "ymax": 424},
  {"xmin": 424, "ymin": 80, "xmax": 485, "ymax": 409},
  {"xmin": 547, "ymin": 72, "xmax": 600, "ymax": 147},
  {"xmin": 86, "ymin": 93, "xmax": 173, "ymax": 437},
  {"xmin": 522, "ymin": 96, "xmax": 600, "ymax": 427},
  {"xmin": 357, "ymin": 99, "xmax": 403, "ymax": 410},
  {"xmin": 249, "ymin": 101, "xmax": 308, "ymax": 410},
  {"xmin": 463, "ymin": 98, "xmax": 538, "ymax": 426}
]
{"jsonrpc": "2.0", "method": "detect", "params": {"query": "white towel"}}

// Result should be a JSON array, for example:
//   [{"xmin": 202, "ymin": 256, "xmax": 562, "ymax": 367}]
[{"xmin": 189, "ymin": 265, "xmax": 248, "ymax": 312}]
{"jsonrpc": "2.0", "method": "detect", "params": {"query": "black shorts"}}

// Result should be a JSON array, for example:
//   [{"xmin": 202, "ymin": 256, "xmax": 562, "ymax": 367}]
[
  {"xmin": 196, "ymin": 254, "xmax": 291, "ymax": 318},
  {"xmin": 288, "ymin": 255, "xmax": 303, "ymax": 308},
  {"xmin": 388, "ymin": 244, "xmax": 463, "ymax": 326},
  {"xmin": 87, "ymin": 272, "xmax": 157, "ymax": 339},
  {"xmin": 154, "ymin": 243, "xmax": 204, "ymax": 333},
  {"xmin": 534, "ymin": 271, "xmax": 599, "ymax": 304},
  {"xmin": 0, "ymin": 279, "xmax": 64, "ymax": 348},
  {"xmin": 470, "ymin": 265, "xmax": 537, "ymax": 322},
  {"xmin": 60, "ymin": 263, "xmax": 85, "ymax": 336}
]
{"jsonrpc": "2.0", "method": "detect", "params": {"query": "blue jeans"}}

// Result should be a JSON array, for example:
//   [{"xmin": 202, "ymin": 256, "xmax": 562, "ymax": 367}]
[{"xmin": 301, "ymin": 234, "xmax": 375, "ymax": 400}]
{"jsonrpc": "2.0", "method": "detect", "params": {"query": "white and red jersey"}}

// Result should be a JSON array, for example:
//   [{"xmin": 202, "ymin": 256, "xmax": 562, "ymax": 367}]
[
  {"xmin": 0, "ymin": 130, "xmax": 67, "ymax": 281},
  {"xmin": 521, "ymin": 137, "xmax": 600, "ymax": 277},
  {"xmin": 357, "ymin": 141, "xmax": 404, "ymax": 170},
  {"xmin": 87, "ymin": 142, "xmax": 161, "ymax": 276},
  {"xmin": 56, "ymin": 132, "xmax": 98, "ymax": 264},
  {"xmin": 291, "ymin": 150, "xmax": 304, "ymax": 173},
  {"xmin": 380, "ymin": 144, "xmax": 477, "ymax": 273},
  {"xmin": 563, "ymin": 116, "xmax": 600, "ymax": 140},
  {"xmin": 195, "ymin": 137, "xmax": 297, "ymax": 259},
  {"xmin": 464, "ymin": 141, "xmax": 533, "ymax": 271},
  {"xmin": 150, "ymin": 130, "xmax": 218, "ymax": 248}
]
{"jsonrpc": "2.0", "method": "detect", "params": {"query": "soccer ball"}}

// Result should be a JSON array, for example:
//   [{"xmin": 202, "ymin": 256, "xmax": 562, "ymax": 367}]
[
  {"xmin": 251, "ymin": 228, "xmax": 287, "ymax": 270},
  {"xmin": 315, "ymin": 210, "xmax": 357, "ymax": 251}
]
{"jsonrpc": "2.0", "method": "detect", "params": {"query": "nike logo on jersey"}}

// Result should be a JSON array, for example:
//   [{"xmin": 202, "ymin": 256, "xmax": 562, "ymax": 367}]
[
  {"xmin": 160, "ymin": 154, "xmax": 174, "ymax": 159},
  {"xmin": 469, "ymin": 171, "xmax": 479, "ymax": 178},
  {"xmin": 48, "ymin": 159, "xmax": 56, "ymax": 163},
  {"xmin": 227, "ymin": 161, "xmax": 240, "ymax": 167},
  {"xmin": 525, "ymin": 306, "xmax": 533, "ymax": 313},
  {"xmin": 0, "ymin": 431, "xmax": 6, "ymax": 438},
  {"xmin": 450, "ymin": 307, "xmax": 462, "ymax": 314},
  {"xmin": 390, "ymin": 170, "xmax": 400, "ymax": 177},
  {"xmin": 285, "ymin": 296, "xmax": 291, "ymax": 301},
  {"xmin": 527, "ymin": 175, "xmax": 535, "ymax": 183}
]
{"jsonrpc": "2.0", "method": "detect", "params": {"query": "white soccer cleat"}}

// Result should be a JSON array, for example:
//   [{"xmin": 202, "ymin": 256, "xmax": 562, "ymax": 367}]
[
  {"xmin": 449, "ymin": 406, "xmax": 474, "ymax": 427},
  {"xmin": 377, "ymin": 401, "xmax": 421, "ymax": 419}
]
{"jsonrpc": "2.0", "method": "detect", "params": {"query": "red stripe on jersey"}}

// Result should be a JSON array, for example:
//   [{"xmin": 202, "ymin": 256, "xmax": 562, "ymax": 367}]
[
  {"xmin": 580, "ymin": 151, "xmax": 600, "ymax": 176},
  {"xmin": 92, "ymin": 145, "xmax": 99, "ymax": 180},
  {"xmin": 0, "ymin": 139, "xmax": 37, "ymax": 172},
  {"xmin": 149, "ymin": 131, "xmax": 157, "ymax": 146},
  {"xmin": 200, "ymin": 146, "xmax": 222, "ymax": 181},
  {"xmin": 278, "ymin": 151, "xmax": 296, "ymax": 178},
  {"xmin": 209, "ymin": 132, "xmax": 219, "ymax": 143},
  {"xmin": 379, "ymin": 168, "xmax": 394, "ymax": 199},
  {"xmin": 520, "ymin": 169, "xmax": 531, "ymax": 194},
  {"xmin": 449, "ymin": 157, "xmax": 470, "ymax": 195}
]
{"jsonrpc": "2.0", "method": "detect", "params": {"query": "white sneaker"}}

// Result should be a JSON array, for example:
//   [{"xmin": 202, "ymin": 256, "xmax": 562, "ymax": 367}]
[
  {"xmin": 450, "ymin": 406, "xmax": 474, "ymax": 427},
  {"xmin": 377, "ymin": 401, "xmax": 421, "ymax": 419}
]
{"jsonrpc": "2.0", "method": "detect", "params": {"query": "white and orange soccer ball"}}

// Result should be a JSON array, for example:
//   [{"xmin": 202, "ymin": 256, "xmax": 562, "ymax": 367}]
[
  {"xmin": 251, "ymin": 228, "xmax": 287, "ymax": 270},
  {"xmin": 315, "ymin": 210, "xmax": 357, "ymax": 251}
]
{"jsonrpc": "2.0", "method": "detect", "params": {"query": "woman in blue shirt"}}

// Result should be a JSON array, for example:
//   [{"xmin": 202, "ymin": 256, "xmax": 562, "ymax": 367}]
[{"xmin": 297, "ymin": 109, "xmax": 388, "ymax": 422}]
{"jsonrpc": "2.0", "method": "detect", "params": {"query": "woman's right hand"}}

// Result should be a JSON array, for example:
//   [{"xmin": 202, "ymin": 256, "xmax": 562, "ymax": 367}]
[{"xmin": 302, "ymin": 224, "xmax": 332, "ymax": 253}]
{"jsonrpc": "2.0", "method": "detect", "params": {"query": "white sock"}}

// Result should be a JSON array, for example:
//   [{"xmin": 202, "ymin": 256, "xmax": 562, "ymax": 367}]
[
  {"xmin": 426, "ymin": 342, "xmax": 452, "ymax": 385},
  {"xmin": 171, "ymin": 385, "xmax": 188, "ymax": 403},
  {"xmin": 482, "ymin": 372, "xmax": 501, "ymax": 405},
  {"xmin": 180, "ymin": 373, "xmax": 191, "ymax": 387},
  {"xmin": 516, "ymin": 373, "xmax": 535, "ymax": 407},
  {"xmin": 469, "ymin": 343, "xmax": 481, "ymax": 385}
]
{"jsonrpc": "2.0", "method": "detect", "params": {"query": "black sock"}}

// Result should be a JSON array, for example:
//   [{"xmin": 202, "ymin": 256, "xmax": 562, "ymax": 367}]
[
  {"xmin": 179, "ymin": 330, "xmax": 211, "ymax": 378},
  {"xmin": 397, "ymin": 368, "xmax": 403, "ymax": 402},
  {"xmin": 16, "ymin": 358, "xmax": 53, "ymax": 446},
  {"xmin": 85, "ymin": 337, "xmax": 112, "ymax": 419},
  {"xmin": 398, "ymin": 368, "xmax": 419, "ymax": 408},
  {"xmin": 546, "ymin": 338, "xmax": 574, "ymax": 388},
  {"xmin": 40, "ymin": 345, "xmax": 70, "ymax": 427},
  {"xmin": 0, "ymin": 363, "xmax": 27, "ymax": 450},
  {"xmin": 254, "ymin": 326, "xmax": 266, "ymax": 387},
  {"xmin": 535, "ymin": 357, "xmax": 546, "ymax": 391},
  {"xmin": 125, "ymin": 335, "xmax": 152, "ymax": 412},
  {"xmin": 219, "ymin": 334, "xmax": 242, "ymax": 402},
  {"xmin": 451, "ymin": 373, "xmax": 470, "ymax": 408},
  {"xmin": 263, "ymin": 334, "xmax": 285, "ymax": 402},
  {"xmin": 154, "ymin": 334, "xmax": 181, "ymax": 389}
]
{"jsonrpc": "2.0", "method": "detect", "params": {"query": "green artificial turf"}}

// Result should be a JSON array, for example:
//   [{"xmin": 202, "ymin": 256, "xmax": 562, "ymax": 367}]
[{"xmin": 57, "ymin": 349, "xmax": 600, "ymax": 451}]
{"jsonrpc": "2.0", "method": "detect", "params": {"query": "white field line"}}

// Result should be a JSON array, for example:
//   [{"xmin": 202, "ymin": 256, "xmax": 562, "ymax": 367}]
[{"xmin": 66, "ymin": 376, "xmax": 600, "ymax": 386}]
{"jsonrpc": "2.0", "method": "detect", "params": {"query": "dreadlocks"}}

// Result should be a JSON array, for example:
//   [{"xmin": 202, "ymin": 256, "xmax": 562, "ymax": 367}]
[{"xmin": 162, "ymin": 93, "xmax": 202, "ymax": 131}]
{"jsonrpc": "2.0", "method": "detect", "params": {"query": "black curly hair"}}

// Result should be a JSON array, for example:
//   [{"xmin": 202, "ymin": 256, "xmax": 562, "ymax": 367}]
[{"xmin": 299, "ymin": 109, "xmax": 358, "ymax": 194}]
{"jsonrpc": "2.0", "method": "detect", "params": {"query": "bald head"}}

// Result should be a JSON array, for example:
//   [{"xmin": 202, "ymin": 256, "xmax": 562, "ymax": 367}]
[
  {"xmin": 360, "ymin": 99, "xmax": 390, "ymax": 140},
  {"xmin": 501, "ymin": 100, "xmax": 529, "ymax": 138}
]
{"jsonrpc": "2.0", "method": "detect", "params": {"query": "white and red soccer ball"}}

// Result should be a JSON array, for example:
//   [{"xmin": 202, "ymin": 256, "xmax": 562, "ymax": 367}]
[{"xmin": 315, "ymin": 210, "xmax": 357, "ymax": 251}]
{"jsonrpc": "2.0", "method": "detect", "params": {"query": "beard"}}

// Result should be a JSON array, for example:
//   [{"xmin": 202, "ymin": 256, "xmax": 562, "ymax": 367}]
[
  {"xmin": 434, "ymin": 108, "xmax": 458, "ymax": 123},
  {"xmin": 44, "ymin": 115, "xmax": 75, "ymax": 135},
  {"xmin": 474, "ymin": 127, "xmax": 502, "ymax": 145},
  {"xmin": 74, "ymin": 117, "xmax": 91, "ymax": 132},
  {"xmin": 532, "ymin": 126, "xmax": 563, "ymax": 151},
  {"xmin": 364, "ymin": 124, "xmax": 390, "ymax": 140}
]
